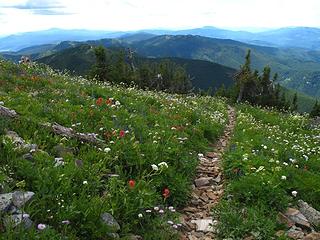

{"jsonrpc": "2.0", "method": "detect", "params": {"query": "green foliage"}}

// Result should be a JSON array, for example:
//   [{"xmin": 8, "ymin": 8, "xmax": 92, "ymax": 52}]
[
  {"xmin": 310, "ymin": 100, "xmax": 320, "ymax": 117},
  {"xmin": 215, "ymin": 104, "xmax": 320, "ymax": 238}
]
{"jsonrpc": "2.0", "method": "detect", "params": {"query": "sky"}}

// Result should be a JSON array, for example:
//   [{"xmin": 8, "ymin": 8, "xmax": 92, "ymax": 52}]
[{"xmin": 0, "ymin": 0, "xmax": 320, "ymax": 36}]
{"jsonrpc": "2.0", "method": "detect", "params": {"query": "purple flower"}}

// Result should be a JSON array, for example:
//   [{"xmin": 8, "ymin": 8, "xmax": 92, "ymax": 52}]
[
  {"xmin": 37, "ymin": 223, "xmax": 46, "ymax": 230},
  {"xmin": 62, "ymin": 220, "xmax": 70, "ymax": 225}
]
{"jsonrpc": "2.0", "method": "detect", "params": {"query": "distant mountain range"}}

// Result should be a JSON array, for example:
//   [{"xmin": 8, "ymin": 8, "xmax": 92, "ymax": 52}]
[
  {"xmin": 1, "ymin": 28, "xmax": 320, "ymax": 99},
  {"xmin": 1, "ymin": 26, "xmax": 320, "ymax": 52}
]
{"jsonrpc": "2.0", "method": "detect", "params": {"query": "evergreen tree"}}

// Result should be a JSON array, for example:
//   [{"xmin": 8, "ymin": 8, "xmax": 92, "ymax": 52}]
[
  {"xmin": 91, "ymin": 46, "xmax": 108, "ymax": 81},
  {"xmin": 310, "ymin": 100, "xmax": 320, "ymax": 117},
  {"xmin": 235, "ymin": 50, "xmax": 252, "ymax": 102},
  {"xmin": 292, "ymin": 92, "xmax": 298, "ymax": 111}
]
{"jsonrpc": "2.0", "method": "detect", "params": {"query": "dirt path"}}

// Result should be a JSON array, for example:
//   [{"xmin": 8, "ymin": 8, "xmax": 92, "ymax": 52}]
[{"xmin": 180, "ymin": 106, "xmax": 236, "ymax": 240}]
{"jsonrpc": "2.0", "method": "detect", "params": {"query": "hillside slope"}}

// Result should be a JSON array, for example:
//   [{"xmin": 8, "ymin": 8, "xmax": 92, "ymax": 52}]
[{"xmin": 0, "ymin": 59, "xmax": 228, "ymax": 239}]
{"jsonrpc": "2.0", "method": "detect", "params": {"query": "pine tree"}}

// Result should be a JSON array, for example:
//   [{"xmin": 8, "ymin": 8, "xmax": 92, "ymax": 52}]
[
  {"xmin": 292, "ymin": 92, "xmax": 298, "ymax": 111},
  {"xmin": 310, "ymin": 100, "xmax": 320, "ymax": 117},
  {"xmin": 235, "ymin": 50, "xmax": 252, "ymax": 103},
  {"xmin": 91, "ymin": 46, "xmax": 108, "ymax": 81}
]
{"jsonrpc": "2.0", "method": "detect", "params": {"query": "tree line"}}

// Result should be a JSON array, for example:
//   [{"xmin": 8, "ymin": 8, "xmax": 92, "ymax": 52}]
[{"xmin": 89, "ymin": 46, "xmax": 192, "ymax": 94}]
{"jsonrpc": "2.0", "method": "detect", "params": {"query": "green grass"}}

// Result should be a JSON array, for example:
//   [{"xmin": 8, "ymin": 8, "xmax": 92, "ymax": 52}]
[
  {"xmin": 214, "ymin": 104, "xmax": 320, "ymax": 239},
  {"xmin": 0, "ymin": 59, "xmax": 228, "ymax": 239}
]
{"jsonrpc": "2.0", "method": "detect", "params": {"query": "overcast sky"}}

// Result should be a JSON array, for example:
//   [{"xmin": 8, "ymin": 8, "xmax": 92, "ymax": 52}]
[{"xmin": 0, "ymin": 0, "xmax": 319, "ymax": 35}]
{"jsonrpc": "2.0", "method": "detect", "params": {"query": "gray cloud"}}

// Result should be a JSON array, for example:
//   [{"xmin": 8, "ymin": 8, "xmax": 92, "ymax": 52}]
[{"xmin": 2, "ymin": 0, "xmax": 73, "ymax": 15}]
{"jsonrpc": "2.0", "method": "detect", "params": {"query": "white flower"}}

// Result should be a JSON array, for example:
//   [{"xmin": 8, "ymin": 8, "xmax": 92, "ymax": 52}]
[
  {"xmin": 159, "ymin": 209, "xmax": 164, "ymax": 214},
  {"xmin": 104, "ymin": 147, "xmax": 111, "ymax": 153},
  {"xmin": 198, "ymin": 153, "xmax": 204, "ymax": 158},
  {"xmin": 281, "ymin": 176, "xmax": 287, "ymax": 180},
  {"xmin": 158, "ymin": 162, "xmax": 168, "ymax": 168},
  {"xmin": 99, "ymin": 127, "xmax": 104, "ymax": 131},
  {"xmin": 168, "ymin": 206, "xmax": 174, "ymax": 210},
  {"xmin": 167, "ymin": 220, "xmax": 174, "ymax": 225},
  {"xmin": 145, "ymin": 210, "xmax": 152, "ymax": 213},
  {"xmin": 292, "ymin": 191, "xmax": 298, "ymax": 197},
  {"xmin": 154, "ymin": 206, "xmax": 159, "ymax": 211},
  {"xmin": 151, "ymin": 164, "xmax": 159, "ymax": 171},
  {"xmin": 83, "ymin": 180, "xmax": 88, "ymax": 185},
  {"xmin": 138, "ymin": 213, "xmax": 143, "ymax": 218}
]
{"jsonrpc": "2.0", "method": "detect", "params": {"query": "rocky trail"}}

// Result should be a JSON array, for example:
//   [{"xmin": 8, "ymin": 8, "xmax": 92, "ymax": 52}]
[{"xmin": 180, "ymin": 106, "xmax": 236, "ymax": 240}]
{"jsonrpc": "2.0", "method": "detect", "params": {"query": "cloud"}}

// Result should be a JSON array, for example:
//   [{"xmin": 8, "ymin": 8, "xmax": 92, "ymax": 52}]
[
  {"xmin": 10, "ymin": 0, "xmax": 64, "ymax": 9},
  {"xmin": 2, "ymin": 0, "xmax": 73, "ymax": 15}
]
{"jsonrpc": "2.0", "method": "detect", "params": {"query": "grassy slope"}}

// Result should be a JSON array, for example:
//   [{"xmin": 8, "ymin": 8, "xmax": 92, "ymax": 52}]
[
  {"xmin": 215, "ymin": 104, "xmax": 320, "ymax": 239},
  {"xmin": 0, "ymin": 60, "xmax": 228, "ymax": 239}
]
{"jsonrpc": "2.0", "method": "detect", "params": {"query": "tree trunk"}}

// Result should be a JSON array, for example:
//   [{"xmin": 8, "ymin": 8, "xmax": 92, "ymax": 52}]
[{"xmin": 237, "ymin": 85, "xmax": 244, "ymax": 103}]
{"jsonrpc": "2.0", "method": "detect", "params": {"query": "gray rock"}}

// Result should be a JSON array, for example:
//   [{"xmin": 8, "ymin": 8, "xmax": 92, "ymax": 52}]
[
  {"xmin": 24, "ymin": 144, "xmax": 38, "ymax": 152},
  {"xmin": 190, "ymin": 218, "xmax": 214, "ymax": 232},
  {"xmin": 4, "ymin": 213, "xmax": 33, "ymax": 229},
  {"xmin": 12, "ymin": 191, "xmax": 35, "ymax": 208},
  {"xmin": 0, "ymin": 193, "xmax": 13, "ymax": 212},
  {"xmin": 5, "ymin": 131, "xmax": 25, "ymax": 147},
  {"xmin": 101, "ymin": 212, "xmax": 120, "ymax": 232},
  {"xmin": 54, "ymin": 157, "xmax": 65, "ymax": 167},
  {"xmin": 298, "ymin": 200, "xmax": 320, "ymax": 226},
  {"xmin": 194, "ymin": 177, "xmax": 213, "ymax": 187},
  {"xmin": 287, "ymin": 227, "xmax": 305, "ymax": 239},
  {"xmin": 106, "ymin": 233, "xmax": 120, "ymax": 239},
  {"xmin": 23, "ymin": 153, "xmax": 34, "ymax": 161},
  {"xmin": 304, "ymin": 232, "xmax": 320, "ymax": 240},
  {"xmin": 285, "ymin": 208, "xmax": 312, "ymax": 231}
]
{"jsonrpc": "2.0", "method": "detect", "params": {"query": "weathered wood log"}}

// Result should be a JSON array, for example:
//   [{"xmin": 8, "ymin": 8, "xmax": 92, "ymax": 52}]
[
  {"xmin": 51, "ymin": 122, "xmax": 104, "ymax": 145},
  {"xmin": 0, "ymin": 105, "xmax": 18, "ymax": 118}
]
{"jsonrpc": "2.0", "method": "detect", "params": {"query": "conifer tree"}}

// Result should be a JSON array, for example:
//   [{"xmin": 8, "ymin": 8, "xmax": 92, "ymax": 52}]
[
  {"xmin": 292, "ymin": 92, "xmax": 298, "ymax": 111},
  {"xmin": 235, "ymin": 50, "xmax": 252, "ymax": 102}
]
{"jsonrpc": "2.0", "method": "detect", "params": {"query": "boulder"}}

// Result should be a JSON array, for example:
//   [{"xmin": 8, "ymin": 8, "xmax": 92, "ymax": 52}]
[
  {"xmin": 303, "ymin": 232, "xmax": 320, "ymax": 240},
  {"xmin": 4, "ymin": 213, "xmax": 33, "ymax": 229},
  {"xmin": 285, "ymin": 208, "xmax": 312, "ymax": 231},
  {"xmin": 194, "ymin": 177, "xmax": 212, "ymax": 187},
  {"xmin": 0, "ymin": 193, "xmax": 13, "ymax": 212},
  {"xmin": 190, "ymin": 218, "xmax": 214, "ymax": 232},
  {"xmin": 101, "ymin": 212, "xmax": 120, "ymax": 232},
  {"xmin": 12, "ymin": 191, "xmax": 35, "ymax": 208},
  {"xmin": 298, "ymin": 200, "xmax": 320, "ymax": 226}
]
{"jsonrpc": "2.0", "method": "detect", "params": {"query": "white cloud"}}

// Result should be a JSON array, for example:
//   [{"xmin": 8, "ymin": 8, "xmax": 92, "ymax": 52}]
[{"xmin": 0, "ymin": 0, "xmax": 319, "ymax": 35}]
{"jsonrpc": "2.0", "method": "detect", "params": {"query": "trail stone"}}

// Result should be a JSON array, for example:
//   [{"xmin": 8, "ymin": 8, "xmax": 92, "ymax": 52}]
[
  {"xmin": 298, "ymin": 200, "xmax": 320, "ymax": 226},
  {"xmin": 303, "ymin": 232, "xmax": 320, "ymax": 240},
  {"xmin": 191, "ymin": 218, "xmax": 214, "ymax": 232},
  {"xmin": 194, "ymin": 177, "xmax": 212, "ymax": 187},
  {"xmin": 12, "ymin": 191, "xmax": 35, "ymax": 208},
  {"xmin": 278, "ymin": 212, "xmax": 295, "ymax": 227},
  {"xmin": 0, "ymin": 193, "xmax": 13, "ymax": 211},
  {"xmin": 5, "ymin": 131, "xmax": 25, "ymax": 147},
  {"xmin": 101, "ymin": 213, "xmax": 120, "ymax": 232},
  {"xmin": 285, "ymin": 208, "xmax": 311, "ymax": 230},
  {"xmin": 287, "ymin": 227, "xmax": 305, "ymax": 239},
  {"xmin": 213, "ymin": 174, "xmax": 222, "ymax": 183}
]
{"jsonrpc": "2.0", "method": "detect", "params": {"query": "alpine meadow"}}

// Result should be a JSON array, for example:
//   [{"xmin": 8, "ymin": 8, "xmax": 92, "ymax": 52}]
[{"xmin": 0, "ymin": 0, "xmax": 320, "ymax": 240}]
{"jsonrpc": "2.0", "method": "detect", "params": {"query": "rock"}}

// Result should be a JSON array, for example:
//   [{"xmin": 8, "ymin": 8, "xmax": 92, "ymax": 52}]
[
  {"xmin": 213, "ymin": 174, "xmax": 222, "ymax": 183},
  {"xmin": 4, "ymin": 213, "xmax": 33, "ymax": 229},
  {"xmin": 0, "ymin": 105, "xmax": 18, "ymax": 118},
  {"xmin": 303, "ymin": 232, "xmax": 320, "ymax": 240},
  {"xmin": 190, "ymin": 218, "xmax": 214, "ymax": 232},
  {"xmin": 101, "ymin": 213, "xmax": 120, "ymax": 232},
  {"xmin": 205, "ymin": 152, "xmax": 216, "ymax": 158},
  {"xmin": 285, "ymin": 208, "xmax": 312, "ymax": 230},
  {"xmin": 74, "ymin": 159, "xmax": 83, "ymax": 168},
  {"xmin": 0, "ymin": 193, "xmax": 13, "ymax": 212},
  {"xmin": 194, "ymin": 177, "xmax": 212, "ymax": 187},
  {"xmin": 106, "ymin": 233, "xmax": 120, "ymax": 239},
  {"xmin": 23, "ymin": 153, "xmax": 34, "ymax": 161},
  {"xmin": 298, "ymin": 200, "xmax": 320, "ymax": 226},
  {"xmin": 12, "ymin": 191, "xmax": 35, "ymax": 208},
  {"xmin": 54, "ymin": 157, "xmax": 65, "ymax": 167},
  {"xmin": 53, "ymin": 144, "xmax": 74, "ymax": 157},
  {"xmin": 5, "ymin": 131, "xmax": 25, "ymax": 147},
  {"xmin": 287, "ymin": 227, "xmax": 305, "ymax": 239},
  {"xmin": 124, "ymin": 234, "xmax": 143, "ymax": 240},
  {"xmin": 278, "ymin": 212, "xmax": 295, "ymax": 227}
]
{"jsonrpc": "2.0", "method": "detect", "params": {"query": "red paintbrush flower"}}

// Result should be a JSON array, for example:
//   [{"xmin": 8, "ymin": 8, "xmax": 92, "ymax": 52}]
[
  {"xmin": 96, "ymin": 97, "xmax": 103, "ymax": 106},
  {"xmin": 128, "ymin": 179, "xmax": 135, "ymax": 188},
  {"xmin": 119, "ymin": 130, "xmax": 125, "ymax": 138},
  {"xmin": 162, "ymin": 188, "xmax": 170, "ymax": 199}
]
